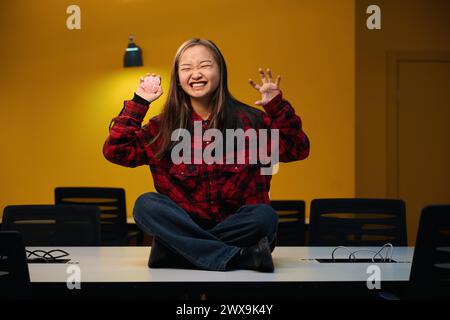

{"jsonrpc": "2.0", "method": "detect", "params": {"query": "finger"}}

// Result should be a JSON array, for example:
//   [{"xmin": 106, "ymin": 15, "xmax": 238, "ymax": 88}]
[
  {"xmin": 254, "ymin": 100, "xmax": 264, "ymax": 106},
  {"xmin": 258, "ymin": 68, "xmax": 267, "ymax": 83},
  {"xmin": 154, "ymin": 85, "xmax": 163, "ymax": 95},
  {"xmin": 275, "ymin": 75, "xmax": 281, "ymax": 87},
  {"xmin": 267, "ymin": 68, "xmax": 273, "ymax": 82},
  {"xmin": 248, "ymin": 79, "xmax": 261, "ymax": 90}
]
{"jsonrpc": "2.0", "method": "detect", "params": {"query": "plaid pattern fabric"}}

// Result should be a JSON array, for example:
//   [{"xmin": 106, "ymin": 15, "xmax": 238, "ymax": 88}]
[{"xmin": 103, "ymin": 92, "xmax": 310, "ymax": 222}]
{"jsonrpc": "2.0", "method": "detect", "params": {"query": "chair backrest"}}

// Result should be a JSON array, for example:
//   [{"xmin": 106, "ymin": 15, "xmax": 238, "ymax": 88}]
[
  {"xmin": 309, "ymin": 198, "xmax": 407, "ymax": 246},
  {"xmin": 55, "ymin": 187, "xmax": 127, "ymax": 245},
  {"xmin": 2, "ymin": 205, "xmax": 101, "ymax": 246},
  {"xmin": 271, "ymin": 200, "xmax": 306, "ymax": 246},
  {"xmin": 409, "ymin": 205, "xmax": 450, "ymax": 299},
  {"xmin": 0, "ymin": 231, "xmax": 30, "ymax": 298}
]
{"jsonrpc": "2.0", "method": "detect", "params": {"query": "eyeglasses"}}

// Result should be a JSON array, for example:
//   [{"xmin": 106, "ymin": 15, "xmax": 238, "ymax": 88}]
[{"xmin": 26, "ymin": 249, "xmax": 70, "ymax": 263}]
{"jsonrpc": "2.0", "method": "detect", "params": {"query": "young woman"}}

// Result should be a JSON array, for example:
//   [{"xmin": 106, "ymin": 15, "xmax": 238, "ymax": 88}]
[{"xmin": 103, "ymin": 38, "xmax": 310, "ymax": 272}]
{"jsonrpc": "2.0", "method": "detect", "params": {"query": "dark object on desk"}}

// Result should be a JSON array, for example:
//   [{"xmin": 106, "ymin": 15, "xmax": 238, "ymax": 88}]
[
  {"xmin": 309, "ymin": 198, "xmax": 407, "ymax": 246},
  {"xmin": 26, "ymin": 249, "xmax": 71, "ymax": 264},
  {"xmin": 27, "ymin": 258, "xmax": 71, "ymax": 264},
  {"xmin": 55, "ymin": 187, "xmax": 143, "ymax": 246},
  {"xmin": 409, "ymin": 205, "xmax": 450, "ymax": 299},
  {"xmin": 2, "ymin": 205, "xmax": 101, "ymax": 246},
  {"xmin": 270, "ymin": 200, "xmax": 306, "ymax": 246},
  {"xmin": 315, "ymin": 258, "xmax": 398, "ymax": 263},
  {"xmin": 0, "ymin": 231, "xmax": 30, "ymax": 298}
]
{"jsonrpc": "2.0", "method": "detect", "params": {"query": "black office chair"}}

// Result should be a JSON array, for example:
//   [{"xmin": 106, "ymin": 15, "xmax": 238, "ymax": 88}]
[
  {"xmin": 309, "ymin": 198, "xmax": 407, "ymax": 246},
  {"xmin": 2, "ymin": 205, "xmax": 101, "ymax": 246},
  {"xmin": 408, "ymin": 205, "xmax": 450, "ymax": 299},
  {"xmin": 270, "ymin": 200, "xmax": 306, "ymax": 246},
  {"xmin": 0, "ymin": 231, "xmax": 30, "ymax": 299},
  {"xmin": 55, "ymin": 187, "xmax": 142, "ymax": 245}
]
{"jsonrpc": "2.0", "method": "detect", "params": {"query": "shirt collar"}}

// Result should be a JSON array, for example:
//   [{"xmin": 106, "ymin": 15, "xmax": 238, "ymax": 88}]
[{"xmin": 189, "ymin": 105, "xmax": 213, "ymax": 122}]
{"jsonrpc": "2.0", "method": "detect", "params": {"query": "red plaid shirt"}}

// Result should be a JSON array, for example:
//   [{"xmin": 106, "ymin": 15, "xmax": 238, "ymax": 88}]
[{"xmin": 103, "ymin": 92, "xmax": 309, "ymax": 224}]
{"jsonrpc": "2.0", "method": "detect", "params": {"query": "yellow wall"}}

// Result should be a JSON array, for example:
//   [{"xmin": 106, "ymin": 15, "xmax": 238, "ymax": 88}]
[
  {"xmin": 0, "ymin": 0, "xmax": 355, "ymax": 218},
  {"xmin": 356, "ymin": 0, "xmax": 450, "ymax": 197},
  {"xmin": 355, "ymin": 0, "xmax": 450, "ymax": 243}
]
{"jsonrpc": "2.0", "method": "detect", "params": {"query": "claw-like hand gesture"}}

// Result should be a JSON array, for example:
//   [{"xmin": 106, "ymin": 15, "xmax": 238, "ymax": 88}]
[
  {"xmin": 248, "ymin": 68, "xmax": 281, "ymax": 106},
  {"xmin": 135, "ymin": 73, "xmax": 163, "ymax": 103}
]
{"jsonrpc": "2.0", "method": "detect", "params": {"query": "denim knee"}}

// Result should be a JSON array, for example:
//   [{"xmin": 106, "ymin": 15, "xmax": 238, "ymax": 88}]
[
  {"xmin": 133, "ymin": 192, "xmax": 161, "ymax": 222},
  {"xmin": 253, "ymin": 204, "xmax": 279, "ymax": 237}
]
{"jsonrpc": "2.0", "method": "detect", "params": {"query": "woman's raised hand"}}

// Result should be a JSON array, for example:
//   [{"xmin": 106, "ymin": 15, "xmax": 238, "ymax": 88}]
[
  {"xmin": 248, "ymin": 68, "xmax": 281, "ymax": 106},
  {"xmin": 135, "ymin": 73, "xmax": 163, "ymax": 103}
]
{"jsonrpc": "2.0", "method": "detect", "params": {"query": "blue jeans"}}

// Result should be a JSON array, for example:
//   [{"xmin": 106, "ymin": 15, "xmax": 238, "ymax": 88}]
[{"xmin": 133, "ymin": 192, "xmax": 278, "ymax": 271}]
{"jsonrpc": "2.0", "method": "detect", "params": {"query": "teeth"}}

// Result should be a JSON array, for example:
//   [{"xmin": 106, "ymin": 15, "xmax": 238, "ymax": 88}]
[{"xmin": 191, "ymin": 82, "xmax": 206, "ymax": 87}]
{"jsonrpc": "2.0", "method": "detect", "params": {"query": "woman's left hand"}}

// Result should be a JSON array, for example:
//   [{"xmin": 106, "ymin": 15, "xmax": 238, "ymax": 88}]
[{"xmin": 248, "ymin": 68, "xmax": 281, "ymax": 106}]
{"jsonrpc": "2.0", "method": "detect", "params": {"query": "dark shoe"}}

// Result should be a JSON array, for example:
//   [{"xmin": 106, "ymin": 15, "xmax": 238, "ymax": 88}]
[
  {"xmin": 148, "ymin": 238, "xmax": 170, "ymax": 268},
  {"xmin": 229, "ymin": 237, "xmax": 274, "ymax": 272},
  {"xmin": 148, "ymin": 238, "xmax": 194, "ymax": 269}
]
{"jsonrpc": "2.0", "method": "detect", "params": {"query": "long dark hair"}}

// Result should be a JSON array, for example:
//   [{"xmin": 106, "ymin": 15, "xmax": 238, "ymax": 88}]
[{"xmin": 152, "ymin": 38, "xmax": 263, "ymax": 159}]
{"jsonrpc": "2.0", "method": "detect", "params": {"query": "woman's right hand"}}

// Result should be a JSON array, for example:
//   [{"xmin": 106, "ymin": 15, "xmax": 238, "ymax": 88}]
[{"xmin": 135, "ymin": 73, "xmax": 163, "ymax": 103}]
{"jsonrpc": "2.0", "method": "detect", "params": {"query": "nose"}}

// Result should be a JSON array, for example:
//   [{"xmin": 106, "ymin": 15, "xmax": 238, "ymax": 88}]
[{"xmin": 191, "ymin": 71, "xmax": 202, "ymax": 79}]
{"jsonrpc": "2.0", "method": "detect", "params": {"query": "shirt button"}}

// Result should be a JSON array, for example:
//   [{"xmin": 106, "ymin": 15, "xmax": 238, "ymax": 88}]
[
  {"xmin": 235, "ymin": 166, "xmax": 238, "ymax": 170},
  {"xmin": 210, "ymin": 201, "xmax": 214, "ymax": 204}
]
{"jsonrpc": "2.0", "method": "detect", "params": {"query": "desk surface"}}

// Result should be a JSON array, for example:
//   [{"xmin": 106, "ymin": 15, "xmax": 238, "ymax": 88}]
[{"xmin": 28, "ymin": 246, "xmax": 413, "ymax": 283}]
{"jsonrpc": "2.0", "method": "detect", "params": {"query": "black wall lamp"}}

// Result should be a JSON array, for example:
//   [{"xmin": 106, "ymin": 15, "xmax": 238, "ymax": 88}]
[{"xmin": 124, "ymin": 35, "xmax": 143, "ymax": 67}]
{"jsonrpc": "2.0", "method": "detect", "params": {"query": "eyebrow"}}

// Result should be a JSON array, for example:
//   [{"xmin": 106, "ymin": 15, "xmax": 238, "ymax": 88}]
[{"xmin": 179, "ymin": 60, "xmax": 213, "ymax": 67}]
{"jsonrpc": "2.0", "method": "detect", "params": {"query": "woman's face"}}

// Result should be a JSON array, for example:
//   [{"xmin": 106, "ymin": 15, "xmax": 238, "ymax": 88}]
[{"xmin": 178, "ymin": 45, "xmax": 220, "ymax": 101}]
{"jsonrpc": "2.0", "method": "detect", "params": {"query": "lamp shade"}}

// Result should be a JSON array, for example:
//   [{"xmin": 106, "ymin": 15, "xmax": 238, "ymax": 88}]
[{"xmin": 124, "ymin": 35, "xmax": 143, "ymax": 67}]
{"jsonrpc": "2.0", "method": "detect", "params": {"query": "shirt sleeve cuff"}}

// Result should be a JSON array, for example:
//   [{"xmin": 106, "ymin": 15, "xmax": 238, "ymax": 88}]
[
  {"xmin": 262, "ymin": 91, "xmax": 283, "ymax": 116},
  {"xmin": 132, "ymin": 93, "xmax": 151, "ymax": 106},
  {"xmin": 121, "ymin": 100, "xmax": 150, "ymax": 121}
]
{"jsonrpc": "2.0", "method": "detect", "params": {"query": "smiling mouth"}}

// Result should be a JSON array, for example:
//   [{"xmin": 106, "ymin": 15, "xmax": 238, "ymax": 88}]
[{"xmin": 190, "ymin": 81, "xmax": 208, "ymax": 89}]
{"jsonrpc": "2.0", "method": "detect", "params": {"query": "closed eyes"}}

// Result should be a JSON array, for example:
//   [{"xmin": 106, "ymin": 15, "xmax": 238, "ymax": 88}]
[{"xmin": 179, "ymin": 64, "xmax": 213, "ymax": 72}]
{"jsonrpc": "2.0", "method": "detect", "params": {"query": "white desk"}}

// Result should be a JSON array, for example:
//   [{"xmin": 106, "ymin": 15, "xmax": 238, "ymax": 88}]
[{"xmin": 28, "ymin": 246, "xmax": 413, "ymax": 284}]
